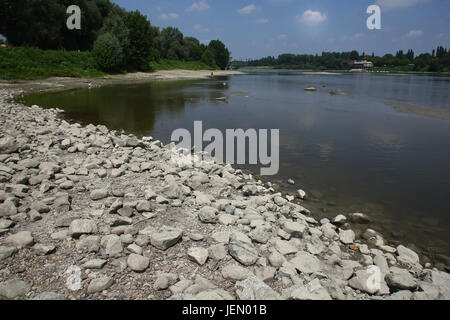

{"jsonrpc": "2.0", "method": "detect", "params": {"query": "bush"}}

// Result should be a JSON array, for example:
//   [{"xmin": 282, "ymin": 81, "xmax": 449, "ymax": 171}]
[{"xmin": 92, "ymin": 33, "xmax": 124, "ymax": 72}]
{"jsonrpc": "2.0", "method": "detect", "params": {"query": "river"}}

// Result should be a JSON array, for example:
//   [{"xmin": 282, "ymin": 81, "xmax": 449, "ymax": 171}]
[{"xmin": 22, "ymin": 70, "xmax": 450, "ymax": 267}]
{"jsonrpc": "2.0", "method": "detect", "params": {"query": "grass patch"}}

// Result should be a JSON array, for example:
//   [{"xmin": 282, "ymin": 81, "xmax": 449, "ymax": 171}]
[
  {"xmin": 150, "ymin": 59, "xmax": 215, "ymax": 71},
  {"xmin": 0, "ymin": 46, "xmax": 105, "ymax": 80}
]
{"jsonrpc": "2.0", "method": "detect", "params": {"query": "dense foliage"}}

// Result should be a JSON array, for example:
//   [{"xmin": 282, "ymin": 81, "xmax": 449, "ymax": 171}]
[
  {"xmin": 236, "ymin": 47, "xmax": 450, "ymax": 72},
  {"xmin": 0, "ymin": 0, "xmax": 231, "ymax": 73},
  {"xmin": 0, "ymin": 46, "xmax": 103, "ymax": 79}
]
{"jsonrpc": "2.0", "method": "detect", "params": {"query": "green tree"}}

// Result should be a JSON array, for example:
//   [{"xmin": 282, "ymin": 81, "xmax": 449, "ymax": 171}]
[
  {"xmin": 201, "ymin": 47, "xmax": 217, "ymax": 68},
  {"xmin": 123, "ymin": 10, "xmax": 154, "ymax": 71},
  {"xmin": 160, "ymin": 27, "xmax": 186, "ymax": 60},
  {"xmin": 92, "ymin": 32, "xmax": 123, "ymax": 71},
  {"xmin": 207, "ymin": 40, "xmax": 230, "ymax": 70}
]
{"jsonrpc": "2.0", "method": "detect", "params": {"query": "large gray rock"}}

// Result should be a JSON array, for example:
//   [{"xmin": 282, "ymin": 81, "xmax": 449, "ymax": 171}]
[
  {"xmin": 289, "ymin": 279, "xmax": 332, "ymax": 300},
  {"xmin": 290, "ymin": 251, "xmax": 321, "ymax": 275},
  {"xmin": 386, "ymin": 267, "xmax": 417, "ymax": 291},
  {"xmin": 87, "ymin": 276, "xmax": 114, "ymax": 294},
  {"xmin": 282, "ymin": 221, "xmax": 306, "ymax": 238},
  {"xmin": 0, "ymin": 279, "xmax": 31, "ymax": 299},
  {"xmin": 0, "ymin": 199, "xmax": 17, "ymax": 217},
  {"xmin": 69, "ymin": 219, "xmax": 97, "ymax": 238},
  {"xmin": 348, "ymin": 267, "xmax": 382, "ymax": 295},
  {"xmin": 150, "ymin": 229, "xmax": 183, "ymax": 250},
  {"xmin": 396, "ymin": 245, "xmax": 420, "ymax": 266},
  {"xmin": 198, "ymin": 206, "xmax": 218, "ymax": 224},
  {"xmin": 0, "ymin": 246, "xmax": 17, "ymax": 261},
  {"xmin": 249, "ymin": 228, "xmax": 271, "ymax": 244},
  {"xmin": 0, "ymin": 136, "xmax": 19, "ymax": 154},
  {"xmin": 339, "ymin": 229, "xmax": 355, "ymax": 244},
  {"xmin": 228, "ymin": 241, "xmax": 259, "ymax": 266},
  {"xmin": 5, "ymin": 231, "xmax": 34, "ymax": 249},
  {"xmin": 127, "ymin": 253, "xmax": 150, "ymax": 272},
  {"xmin": 235, "ymin": 276, "xmax": 281, "ymax": 300}
]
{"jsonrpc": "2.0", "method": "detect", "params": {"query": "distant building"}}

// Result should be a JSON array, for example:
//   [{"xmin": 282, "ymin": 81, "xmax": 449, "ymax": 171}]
[{"xmin": 348, "ymin": 60, "xmax": 374, "ymax": 69}]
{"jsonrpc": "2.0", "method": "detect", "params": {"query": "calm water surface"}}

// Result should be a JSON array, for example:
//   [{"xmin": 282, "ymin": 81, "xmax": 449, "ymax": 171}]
[{"xmin": 23, "ymin": 70, "xmax": 450, "ymax": 265}]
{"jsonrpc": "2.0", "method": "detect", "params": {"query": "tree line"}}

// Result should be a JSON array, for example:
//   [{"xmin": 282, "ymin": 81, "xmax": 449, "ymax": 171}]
[
  {"xmin": 235, "ymin": 46, "xmax": 450, "ymax": 72},
  {"xmin": 0, "ymin": 0, "xmax": 231, "ymax": 72}
]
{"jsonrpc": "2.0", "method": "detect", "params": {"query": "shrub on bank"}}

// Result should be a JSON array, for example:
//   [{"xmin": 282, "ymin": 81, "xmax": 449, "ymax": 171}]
[{"xmin": 0, "ymin": 46, "xmax": 104, "ymax": 79}]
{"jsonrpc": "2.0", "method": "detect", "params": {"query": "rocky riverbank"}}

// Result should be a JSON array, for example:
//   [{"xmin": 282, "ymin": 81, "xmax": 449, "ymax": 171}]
[{"xmin": 0, "ymin": 87, "xmax": 449, "ymax": 300}]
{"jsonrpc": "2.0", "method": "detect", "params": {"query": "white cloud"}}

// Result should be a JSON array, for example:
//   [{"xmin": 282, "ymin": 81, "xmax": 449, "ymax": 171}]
[
  {"xmin": 186, "ymin": 1, "xmax": 210, "ymax": 12},
  {"xmin": 237, "ymin": 4, "xmax": 256, "ymax": 15},
  {"xmin": 255, "ymin": 18, "xmax": 269, "ymax": 24},
  {"xmin": 376, "ymin": 0, "xmax": 429, "ymax": 10},
  {"xmin": 296, "ymin": 10, "xmax": 328, "ymax": 24},
  {"xmin": 194, "ymin": 24, "xmax": 209, "ymax": 33},
  {"xmin": 159, "ymin": 13, "xmax": 180, "ymax": 21},
  {"xmin": 278, "ymin": 34, "xmax": 288, "ymax": 41},
  {"xmin": 406, "ymin": 29, "xmax": 424, "ymax": 37}
]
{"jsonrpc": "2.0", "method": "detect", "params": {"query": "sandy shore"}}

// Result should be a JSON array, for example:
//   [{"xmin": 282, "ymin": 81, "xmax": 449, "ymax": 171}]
[{"xmin": 0, "ymin": 70, "xmax": 245, "ymax": 95}]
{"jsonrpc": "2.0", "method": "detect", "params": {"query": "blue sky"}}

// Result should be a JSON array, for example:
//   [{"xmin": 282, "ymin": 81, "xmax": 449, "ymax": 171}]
[{"xmin": 112, "ymin": 0, "xmax": 449, "ymax": 60}]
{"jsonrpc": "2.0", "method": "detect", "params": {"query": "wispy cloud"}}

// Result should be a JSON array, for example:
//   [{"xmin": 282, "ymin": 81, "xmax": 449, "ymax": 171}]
[
  {"xmin": 159, "ymin": 13, "xmax": 180, "ymax": 21},
  {"xmin": 406, "ymin": 29, "xmax": 424, "ymax": 37},
  {"xmin": 194, "ymin": 24, "xmax": 209, "ymax": 33},
  {"xmin": 255, "ymin": 18, "xmax": 269, "ymax": 24},
  {"xmin": 376, "ymin": 0, "xmax": 429, "ymax": 10},
  {"xmin": 296, "ymin": 10, "xmax": 328, "ymax": 24},
  {"xmin": 186, "ymin": 1, "xmax": 210, "ymax": 12},
  {"xmin": 237, "ymin": 4, "xmax": 256, "ymax": 15}
]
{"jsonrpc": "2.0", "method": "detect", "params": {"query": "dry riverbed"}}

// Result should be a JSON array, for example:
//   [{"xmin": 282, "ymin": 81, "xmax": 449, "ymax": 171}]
[{"xmin": 0, "ymin": 84, "xmax": 449, "ymax": 300}]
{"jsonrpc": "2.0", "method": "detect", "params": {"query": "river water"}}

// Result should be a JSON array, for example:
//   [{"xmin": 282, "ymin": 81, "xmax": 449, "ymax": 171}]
[{"xmin": 22, "ymin": 70, "xmax": 450, "ymax": 266}]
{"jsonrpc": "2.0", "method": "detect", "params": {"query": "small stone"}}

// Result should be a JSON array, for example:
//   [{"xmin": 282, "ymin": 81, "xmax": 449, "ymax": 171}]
[
  {"xmin": 339, "ymin": 229, "xmax": 355, "ymax": 244},
  {"xmin": 33, "ymin": 243, "xmax": 56, "ymax": 255},
  {"xmin": 332, "ymin": 214, "xmax": 347, "ymax": 225},
  {"xmin": 198, "ymin": 206, "xmax": 218, "ymax": 224},
  {"xmin": 127, "ymin": 253, "xmax": 150, "ymax": 272},
  {"xmin": 187, "ymin": 247, "xmax": 209, "ymax": 265},
  {"xmin": 282, "ymin": 221, "xmax": 306, "ymax": 238},
  {"xmin": 0, "ymin": 246, "xmax": 17, "ymax": 261},
  {"xmin": 127, "ymin": 243, "xmax": 143, "ymax": 255},
  {"xmin": 0, "ymin": 279, "xmax": 31, "ymax": 299},
  {"xmin": 90, "ymin": 189, "xmax": 108, "ymax": 200},
  {"xmin": 350, "ymin": 213, "xmax": 371, "ymax": 224},
  {"xmin": 154, "ymin": 273, "xmax": 179, "ymax": 290},
  {"xmin": 83, "ymin": 259, "xmax": 107, "ymax": 269},
  {"xmin": 87, "ymin": 276, "xmax": 114, "ymax": 294},
  {"xmin": 5, "ymin": 231, "xmax": 34, "ymax": 249},
  {"xmin": 150, "ymin": 229, "xmax": 183, "ymax": 251},
  {"xmin": 101, "ymin": 234, "xmax": 123, "ymax": 256},
  {"xmin": 69, "ymin": 219, "xmax": 97, "ymax": 238},
  {"xmin": 222, "ymin": 264, "xmax": 253, "ymax": 281},
  {"xmin": 297, "ymin": 189, "xmax": 307, "ymax": 199},
  {"xmin": 228, "ymin": 241, "xmax": 259, "ymax": 266}
]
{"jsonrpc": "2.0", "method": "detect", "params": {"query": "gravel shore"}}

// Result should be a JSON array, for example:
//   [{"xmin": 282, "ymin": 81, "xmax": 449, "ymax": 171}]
[{"xmin": 0, "ymin": 86, "xmax": 449, "ymax": 300}]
